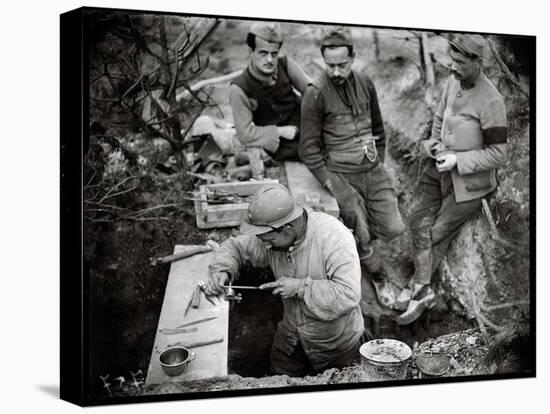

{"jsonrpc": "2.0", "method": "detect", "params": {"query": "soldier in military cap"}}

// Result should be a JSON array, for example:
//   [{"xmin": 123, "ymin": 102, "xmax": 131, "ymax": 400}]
[
  {"xmin": 299, "ymin": 27, "xmax": 405, "ymax": 309},
  {"xmin": 230, "ymin": 22, "xmax": 311, "ymax": 161},
  {"xmin": 396, "ymin": 33, "xmax": 508, "ymax": 324},
  {"xmin": 205, "ymin": 183, "xmax": 365, "ymax": 376}
]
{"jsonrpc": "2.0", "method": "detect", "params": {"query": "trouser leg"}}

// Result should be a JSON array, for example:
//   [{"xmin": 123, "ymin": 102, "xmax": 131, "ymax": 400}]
[
  {"xmin": 409, "ymin": 163, "xmax": 443, "ymax": 285},
  {"xmin": 338, "ymin": 164, "xmax": 404, "ymax": 274},
  {"xmin": 326, "ymin": 171, "xmax": 372, "ymax": 254},
  {"xmin": 361, "ymin": 163, "xmax": 405, "ymax": 243},
  {"xmin": 409, "ymin": 162, "xmax": 482, "ymax": 285},
  {"xmin": 329, "ymin": 165, "xmax": 405, "ymax": 258},
  {"xmin": 358, "ymin": 239, "xmax": 385, "ymax": 274},
  {"xmin": 429, "ymin": 189, "xmax": 482, "ymax": 276}
]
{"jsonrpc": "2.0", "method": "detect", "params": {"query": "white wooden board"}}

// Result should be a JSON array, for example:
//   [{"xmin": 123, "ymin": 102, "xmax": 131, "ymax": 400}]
[{"xmin": 145, "ymin": 245, "xmax": 229, "ymax": 385}]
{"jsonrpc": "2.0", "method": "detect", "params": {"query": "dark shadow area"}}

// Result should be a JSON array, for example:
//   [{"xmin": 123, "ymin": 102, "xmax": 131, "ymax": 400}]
[{"xmin": 228, "ymin": 266, "xmax": 283, "ymax": 377}]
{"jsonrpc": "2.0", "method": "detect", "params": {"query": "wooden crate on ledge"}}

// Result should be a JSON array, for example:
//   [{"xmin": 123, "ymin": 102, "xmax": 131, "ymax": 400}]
[{"xmin": 194, "ymin": 179, "xmax": 279, "ymax": 229}]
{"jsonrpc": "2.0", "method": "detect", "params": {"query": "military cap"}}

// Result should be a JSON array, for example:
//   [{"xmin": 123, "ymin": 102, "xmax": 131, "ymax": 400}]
[
  {"xmin": 321, "ymin": 27, "xmax": 353, "ymax": 47},
  {"xmin": 249, "ymin": 22, "xmax": 283, "ymax": 43},
  {"xmin": 448, "ymin": 33, "xmax": 486, "ymax": 59}
]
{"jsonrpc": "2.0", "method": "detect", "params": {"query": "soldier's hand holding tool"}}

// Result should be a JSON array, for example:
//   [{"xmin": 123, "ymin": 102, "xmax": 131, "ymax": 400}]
[
  {"xmin": 206, "ymin": 271, "xmax": 230, "ymax": 296},
  {"xmin": 260, "ymin": 277, "xmax": 302, "ymax": 299}
]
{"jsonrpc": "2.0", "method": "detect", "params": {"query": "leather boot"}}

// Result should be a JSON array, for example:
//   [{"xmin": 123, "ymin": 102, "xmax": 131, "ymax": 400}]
[
  {"xmin": 359, "ymin": 247, "xmax": 396, "ymax": 309},
  {"xmin": 395, "ymin": 285, "xmax": 436, "ymax": 325}
]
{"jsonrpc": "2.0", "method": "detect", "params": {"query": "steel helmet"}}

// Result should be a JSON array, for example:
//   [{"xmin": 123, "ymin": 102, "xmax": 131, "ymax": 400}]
[{"xmin": 240, "ymin": 183, "xmax": 303, "ymax": 235}]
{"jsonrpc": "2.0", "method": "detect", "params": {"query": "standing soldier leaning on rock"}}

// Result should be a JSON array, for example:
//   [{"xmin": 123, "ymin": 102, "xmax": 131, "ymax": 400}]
[
  {"xmin": 299, "ymin": 27, "xmax": 405, "ymax": 309},
  {"xmin": 230, "ymin": 22, "xmax": 311, "ymax": 162},
  {"xmin": 396, "ymin": 34, "xmax": 508, "ymax": 325}
]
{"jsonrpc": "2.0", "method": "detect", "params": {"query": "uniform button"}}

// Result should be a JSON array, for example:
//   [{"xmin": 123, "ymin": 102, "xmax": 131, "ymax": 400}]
[
  {"xmin": 457, "ymin": 92, "xmax": 462, "ymax": 97},
  {"xmin": 451, "ymin": 111, "xmax": 456, "ymax": 116},
  {"xmin": 448, "ymin": 130, "xmax": 452, "ymax": 135}
]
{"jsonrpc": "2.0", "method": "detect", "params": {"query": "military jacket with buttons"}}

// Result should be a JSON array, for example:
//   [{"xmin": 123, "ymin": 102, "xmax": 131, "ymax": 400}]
[
  {"xmin": 299, "ymin": 71, "xmax": 386, "ymax": 186},
  {"xmin": 427, "ymin": 73, "xmax": 507, "ymax": 202}
]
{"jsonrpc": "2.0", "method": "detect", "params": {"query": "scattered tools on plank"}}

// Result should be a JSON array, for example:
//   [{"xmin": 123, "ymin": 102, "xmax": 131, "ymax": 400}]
[
  {"xmin": 191, "ymin": 285, "xmax": 201, "ymax": 309},
  {"xmin": 183, "ymin": 288, "xmax": 196, "ymax": 318},
  {"xmin": 197, "ymin": 280, "xmax": 218, "ymax": 306},
  {"xmin": 149, "ymin": 240, "xmax": 219, "ymax": 266},
  {"xmin": 159, "ymin": 327, "xmax": 199, "ymax": 336},
  {"xmin": 166, "ymin": 315, "xmax": 219, "ymax": 336},
  {"xmin": 175, "ymin": 337, "xmax": 224, "ymax": 349},
  {"xmin": 176, "ymin": 316, "xmax": 218, "ymax": 329}
]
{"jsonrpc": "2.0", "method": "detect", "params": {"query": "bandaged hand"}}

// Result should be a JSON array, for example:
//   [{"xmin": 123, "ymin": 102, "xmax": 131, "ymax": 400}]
[{"xmin": 260, "ymin": 277, "xmax": 302, "ymax": 299}]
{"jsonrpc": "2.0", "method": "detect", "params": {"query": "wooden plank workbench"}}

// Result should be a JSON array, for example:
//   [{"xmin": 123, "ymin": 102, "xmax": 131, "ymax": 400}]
[{"xmin": 145, "ymin": 245, "xmax": 229, "ymax": 385}]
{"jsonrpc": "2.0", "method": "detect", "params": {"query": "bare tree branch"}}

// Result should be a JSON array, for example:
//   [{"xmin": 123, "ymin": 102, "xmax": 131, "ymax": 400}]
[{"xmin": 487, "ymin": 39, "xmax": 529, "ymax": 99}]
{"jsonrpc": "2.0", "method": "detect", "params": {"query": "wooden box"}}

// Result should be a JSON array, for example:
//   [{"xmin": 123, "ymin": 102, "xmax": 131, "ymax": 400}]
[{"xmin": 194, "ymin": 179, "xmax": 279, "ymax": 229}]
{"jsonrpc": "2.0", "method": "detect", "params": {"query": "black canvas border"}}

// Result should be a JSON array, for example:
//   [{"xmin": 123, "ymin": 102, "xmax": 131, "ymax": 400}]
[
  {"xmin": 60, "ymin": 8, "xmax": 86, "ymax": 406},
  {"xmin": 60, "ymin": 5, "xmax": 537, "ymax": 407}
]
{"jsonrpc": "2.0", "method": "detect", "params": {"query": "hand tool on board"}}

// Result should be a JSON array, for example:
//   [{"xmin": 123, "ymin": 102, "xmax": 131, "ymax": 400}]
[
  {"xmin": 149, "ymin": 240, "xmax": 219, "ymax": 266},
  {"xmin": 176, "ymin": 316, "xmax": 218, "ymax": 329},
  {"xmin": 191, "ymin": 285, "xmax": 201, "ymax": 309},
  {"xmin": 159, "ymin": 327, "xmax": 199, "ymax": 335},
  {"xmin": 183, "ymin": 288, "xmax": 196, "ymax": 318},
  {"xmin": 197, "ymin": 280, "xmax": 217, "ymax": 306},
  {"xmin": 176, "ymin": 337, "xmax": 224, "ymax": 349}
]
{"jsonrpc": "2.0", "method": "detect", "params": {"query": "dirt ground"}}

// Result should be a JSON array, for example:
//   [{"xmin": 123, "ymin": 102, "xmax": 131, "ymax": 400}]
[{"xmin": 85, "ymin": 15, "xmax": 532, "ymax": 400}]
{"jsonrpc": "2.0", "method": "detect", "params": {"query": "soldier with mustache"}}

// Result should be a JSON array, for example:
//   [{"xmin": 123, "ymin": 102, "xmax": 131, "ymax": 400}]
[
  {"xmin": 299, "ymin": 27, "xmax": 405, "ymax": 310},
  {"xmin": 230, "ymin": 22, "xmax": 310, "ymax": 161},
  {"xmin": 396, "ymin": 34, "xmax": 508, "ymax": 324}
]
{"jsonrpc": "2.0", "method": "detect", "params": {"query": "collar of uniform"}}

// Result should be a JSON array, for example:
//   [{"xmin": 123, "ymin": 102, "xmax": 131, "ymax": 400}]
[
  {"xmin": 459, "ymin": 68, "xmax": 481, "ymax": 90},
  {"xmin": 288, "ymin": 210, "xmax": 309, "ymax": 252},
  {"xmin": 459, "ymin": 79, "xmax": 476, "ymax": 90}
]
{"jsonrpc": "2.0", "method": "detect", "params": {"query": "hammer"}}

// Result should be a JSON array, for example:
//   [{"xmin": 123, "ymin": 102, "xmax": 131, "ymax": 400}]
[{"xmin": 150, "ymin": 240, "xmax": 219, "ymax": 266}]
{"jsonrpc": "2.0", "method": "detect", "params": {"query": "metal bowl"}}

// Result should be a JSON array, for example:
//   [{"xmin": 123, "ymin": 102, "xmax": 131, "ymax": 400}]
[
  {"xmin": 415, "ymin": 351, "xmax": 450, "ymax": 376},
  {"xmin": 159, "ymin": 346, "xmax": 195, "ymax": 376},
  {"xmin": 359, "ymin": 339, "xmax": 412, "ymax": 381}
]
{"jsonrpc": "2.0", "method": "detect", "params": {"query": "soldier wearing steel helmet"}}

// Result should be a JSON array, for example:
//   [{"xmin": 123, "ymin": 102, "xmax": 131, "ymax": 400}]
[
  {"xmin": 229, "ymin": 22, "xmax": 311, "ymax": 161},
  {"xmin": 205, "ymin": 183, "xmax": 365, "ymax": 376}
]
